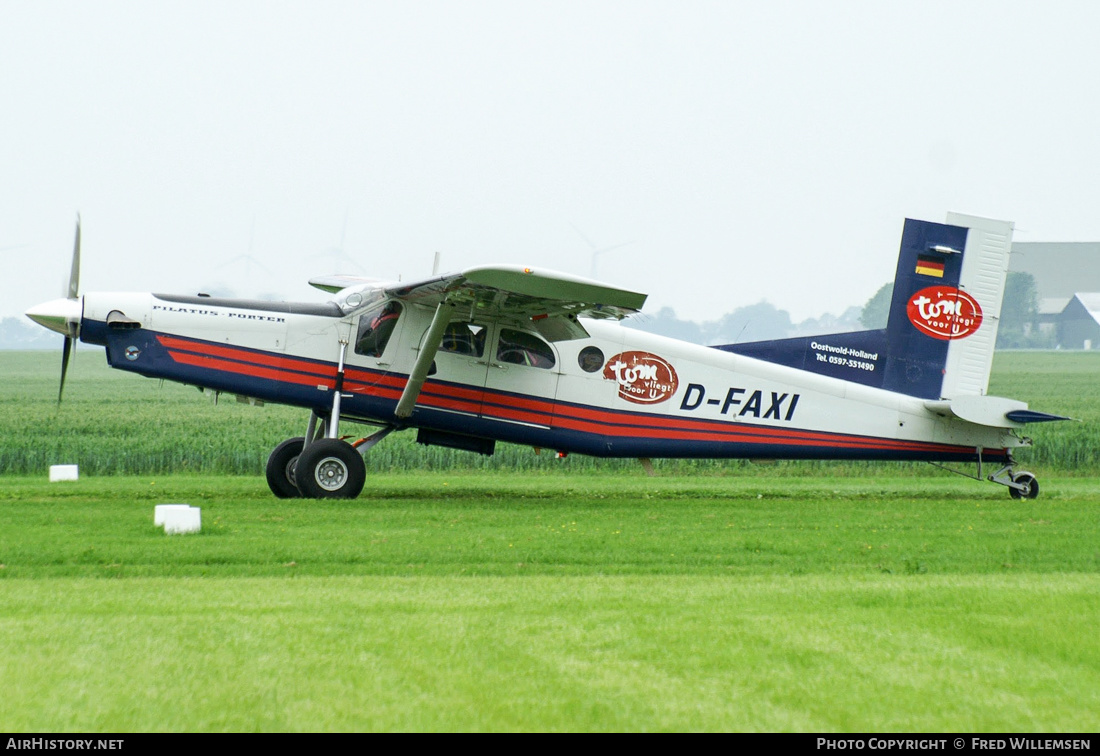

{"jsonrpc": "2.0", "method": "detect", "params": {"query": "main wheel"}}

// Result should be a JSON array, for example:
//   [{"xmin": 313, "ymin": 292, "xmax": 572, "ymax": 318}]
[
  {"xmin": 266, "ymin": 437, "xmax": 305, "ymax": 498},
  {"xmin": 294, "ymin": 438, "xmax": 366, "ymax": 499},
  {"xmin": 1009, "ymin": 472, "xmax": 1039, "ymax": 500}
]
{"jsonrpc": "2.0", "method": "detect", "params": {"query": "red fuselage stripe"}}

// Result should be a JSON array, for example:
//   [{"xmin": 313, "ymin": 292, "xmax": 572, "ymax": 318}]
[{"xmin": 157, "ymin": 334, "xmax": 980, "ymax": 454}]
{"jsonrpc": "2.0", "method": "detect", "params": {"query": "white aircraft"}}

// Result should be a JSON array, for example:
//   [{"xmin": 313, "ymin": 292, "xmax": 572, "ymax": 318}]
[{"xmin": 26, "ymin": 212, "xmax": 1066, "ymax": 499}]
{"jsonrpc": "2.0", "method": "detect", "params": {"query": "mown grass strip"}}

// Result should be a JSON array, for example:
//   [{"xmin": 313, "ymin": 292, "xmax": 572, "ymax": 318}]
[
  {"xmin": 1, "ymin": 574, "xmax": 1097, "ymax": 732},
  {"xmin": 1, "ymin": 473, "xmax": 1097, "ymax": 732},
  {"xmin": 2, "ymin": 473, "xmax": 1098, "ymax": 578}
]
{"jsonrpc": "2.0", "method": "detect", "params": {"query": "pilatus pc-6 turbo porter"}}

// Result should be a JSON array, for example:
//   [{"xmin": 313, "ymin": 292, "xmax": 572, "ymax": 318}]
[{"xmin": 27, "ymin": 212, "xmax": 1066, "ymax": 500}]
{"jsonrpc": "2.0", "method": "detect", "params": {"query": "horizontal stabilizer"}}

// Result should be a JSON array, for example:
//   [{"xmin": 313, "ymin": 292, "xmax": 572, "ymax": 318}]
[{"xmin": 923, "ymin": 395, "xmax": 1068, "ymax": 428}]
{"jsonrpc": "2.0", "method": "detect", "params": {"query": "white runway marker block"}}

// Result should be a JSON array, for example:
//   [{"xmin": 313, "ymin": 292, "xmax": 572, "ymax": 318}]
[
  {"xmin": 49, "ymin": 465, "xmax": 79, "ymax": 482},
  {"xmin": 162, "ymin": 506, "xmax": 201, "ymax": 535},
  {"xmin": 154, "ymin": 504, "xmax": 193, "ymax": 527}
]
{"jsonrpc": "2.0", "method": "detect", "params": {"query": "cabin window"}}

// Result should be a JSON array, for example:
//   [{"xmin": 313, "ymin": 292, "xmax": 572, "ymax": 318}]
[
  {"xmin": 440, "ymin": 322, "xmax": 487, "ymax": 358},
  {"xmin": 354, "ymin": 301, "xmax": 402, "ymax": 357},
  {"xmin": 578, "ymin": 346, "xmax": 604, "ymax": 373},
  {"xmin": 496, "ymin": 329, "xmax": 556, "ymax": 369}
]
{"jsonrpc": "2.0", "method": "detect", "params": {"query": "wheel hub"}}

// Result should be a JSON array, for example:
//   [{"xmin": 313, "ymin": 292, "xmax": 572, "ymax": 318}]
[{"xmin": 314, "ymin": 456, "xmax": 348, "ymax": 491}]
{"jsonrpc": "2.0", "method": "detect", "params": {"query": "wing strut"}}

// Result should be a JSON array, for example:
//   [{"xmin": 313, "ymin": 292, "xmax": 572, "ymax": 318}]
[{"xmin": 395, "ymin": 302, "xmax": 455, "ymax": 418}]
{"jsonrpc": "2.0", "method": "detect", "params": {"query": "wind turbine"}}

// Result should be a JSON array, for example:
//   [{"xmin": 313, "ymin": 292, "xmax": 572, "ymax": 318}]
[{"xmin": 571, "ymin": 224, "xmax": 634, "ymax": 280}]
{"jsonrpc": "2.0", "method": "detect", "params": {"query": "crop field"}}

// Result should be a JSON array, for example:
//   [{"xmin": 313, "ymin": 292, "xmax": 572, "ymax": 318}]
[
  {"xmin": 2, "ymin": 350, "xmax": 1099, "ymax": 476},
  {"xmin": 0, "ymin": 350, "xmax": 1097, "ymax": 732}
]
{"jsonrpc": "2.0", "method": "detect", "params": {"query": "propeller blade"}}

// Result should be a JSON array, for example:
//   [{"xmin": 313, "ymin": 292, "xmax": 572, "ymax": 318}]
[
  {"xmin": 57, "ymin": 215, "xmax": 81, "ymax": 404},
  {"xmin": 59, "ymin": 335, "xmax": 73, "ymax": 405},
  {"xmin": 68, "ymin": 215, "xmax": 81, "ymax": 300}
]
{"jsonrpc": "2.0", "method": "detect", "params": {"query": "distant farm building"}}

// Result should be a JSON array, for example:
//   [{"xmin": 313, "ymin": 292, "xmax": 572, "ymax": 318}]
[
  {"xmin": 1056, "ymin": 294, "xmax": 1100, "ymax": 350},
  {"xmin": 1011, "ymin": 242, "xmax": 1100, "ymax": 349}
]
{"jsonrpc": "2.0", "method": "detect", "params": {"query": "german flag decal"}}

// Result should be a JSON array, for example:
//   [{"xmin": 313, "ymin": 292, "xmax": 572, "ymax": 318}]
[{"xmin": 915, "ymin": 254, "xmax": 945, "ymax": 278}]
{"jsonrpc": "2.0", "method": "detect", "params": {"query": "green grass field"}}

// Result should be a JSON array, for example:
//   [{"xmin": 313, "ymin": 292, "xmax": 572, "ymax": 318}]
[{"xmin": 0, "ymin": 350, "xmax": 1097, "ymax": 731}]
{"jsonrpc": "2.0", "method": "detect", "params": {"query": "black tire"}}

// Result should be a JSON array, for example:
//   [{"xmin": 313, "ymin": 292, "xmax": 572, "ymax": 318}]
[
  {"xmin": 266, "ymin": 437, "xmax": 305, "ymax": 498},
  {"xmin": 1009, "ymin": 473, "xmax": 1039, "ymax": 500},
  {"xmin": 294, "ymin": 438, "xmax": 366, "ymax": 499}
]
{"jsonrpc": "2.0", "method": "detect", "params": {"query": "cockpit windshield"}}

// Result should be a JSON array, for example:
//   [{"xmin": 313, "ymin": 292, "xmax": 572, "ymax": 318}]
[{"xmin": 354, "ymin": 301, "xmax": 403, "ymax": 358}]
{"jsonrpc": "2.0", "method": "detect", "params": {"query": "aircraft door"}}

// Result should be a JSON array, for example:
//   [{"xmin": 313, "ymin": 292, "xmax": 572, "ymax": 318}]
[
  {"xmin": 346, "ymin": 300, "xmax": 408, "ymax": 390},
  {"xmin": 482, "ymin": 327, "xmax": 559, "ymax": 428},
  {"xmin": 430, "ymin": 321, "xmax": 492, "ymax": 417}
]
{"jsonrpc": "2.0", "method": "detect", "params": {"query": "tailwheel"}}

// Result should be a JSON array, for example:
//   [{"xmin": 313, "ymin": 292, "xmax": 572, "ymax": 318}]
[
  {"xmin": 988, "ymin": 463, "xmax": 1041, "ymax": 500},
  {"xmin": 293, "ymin": 438, "xmax": 367, "ymax": 499},
  {"xmin": 1008, "ymin": 472, "xmax": 1039, "ymax": 500},
  {"xmin": 266, "ymin": 437, "xmax": 305, "ymax": 498}
]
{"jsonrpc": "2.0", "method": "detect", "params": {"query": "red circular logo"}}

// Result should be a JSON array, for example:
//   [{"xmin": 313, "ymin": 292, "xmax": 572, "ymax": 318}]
[
  {"xmin": 603, "ymin": 351, "xmax": 679, "ymax": 404},
  {"xmin": 907, "ymin": 286, "xmax": 983, "ymax": 340}
]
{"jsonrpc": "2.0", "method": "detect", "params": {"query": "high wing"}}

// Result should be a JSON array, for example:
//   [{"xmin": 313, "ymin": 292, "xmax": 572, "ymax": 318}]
[
  {"xmin": 358, "ymin": 265, "xmax": 648, "ymax": 418},
  {"xmin": 313, "ymin": 266, "xmax": 645, "ymax": 321},
  {"xmin": 380, "ymin": 265, "xmax": 647, "ymax": 322}
]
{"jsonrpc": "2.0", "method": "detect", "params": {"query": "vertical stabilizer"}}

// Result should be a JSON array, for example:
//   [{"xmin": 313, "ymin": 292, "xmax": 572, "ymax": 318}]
[
  {"xmin": 716, "ymin": 212, "xmax": 1014, "ymax": 401},
  {"xmin": 879, "ymin": 217, "xmax": 967, "ymax": 399},
  {"xmin": 882, "ymin": 213, "xmax": 1013, "ymax": 399}
]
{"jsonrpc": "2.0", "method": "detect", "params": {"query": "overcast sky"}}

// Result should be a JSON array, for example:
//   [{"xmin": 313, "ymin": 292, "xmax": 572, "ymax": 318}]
[{"xmin": 3, "ymin": 0, "xmax": 1099, "ymax": 325}]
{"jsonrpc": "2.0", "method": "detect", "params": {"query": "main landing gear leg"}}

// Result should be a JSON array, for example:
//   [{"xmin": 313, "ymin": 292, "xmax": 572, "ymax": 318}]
[
  {"xmin": 270, "ymin": 340, "xmax": 361, "ymax": 499},
  {"xmin": 267, "ymin": 416, "xmax": 376, "ymax": 499},
  {"xmin": 265, "ymin": 344, "xmax": 403, "ymax": 500}
]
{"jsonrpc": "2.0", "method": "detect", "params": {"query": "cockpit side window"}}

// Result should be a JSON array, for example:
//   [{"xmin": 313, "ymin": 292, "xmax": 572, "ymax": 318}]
[
  {"xmin": 440, "ymin": 322, "xmax": 487, "ymax": 358},
  {"xmin": 496, "ymin": 328, "xmax": 556, "ymax": 369},
  {"xmin": 354, "ymin": 301, "xmax": 402, "ymax": 358}
]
